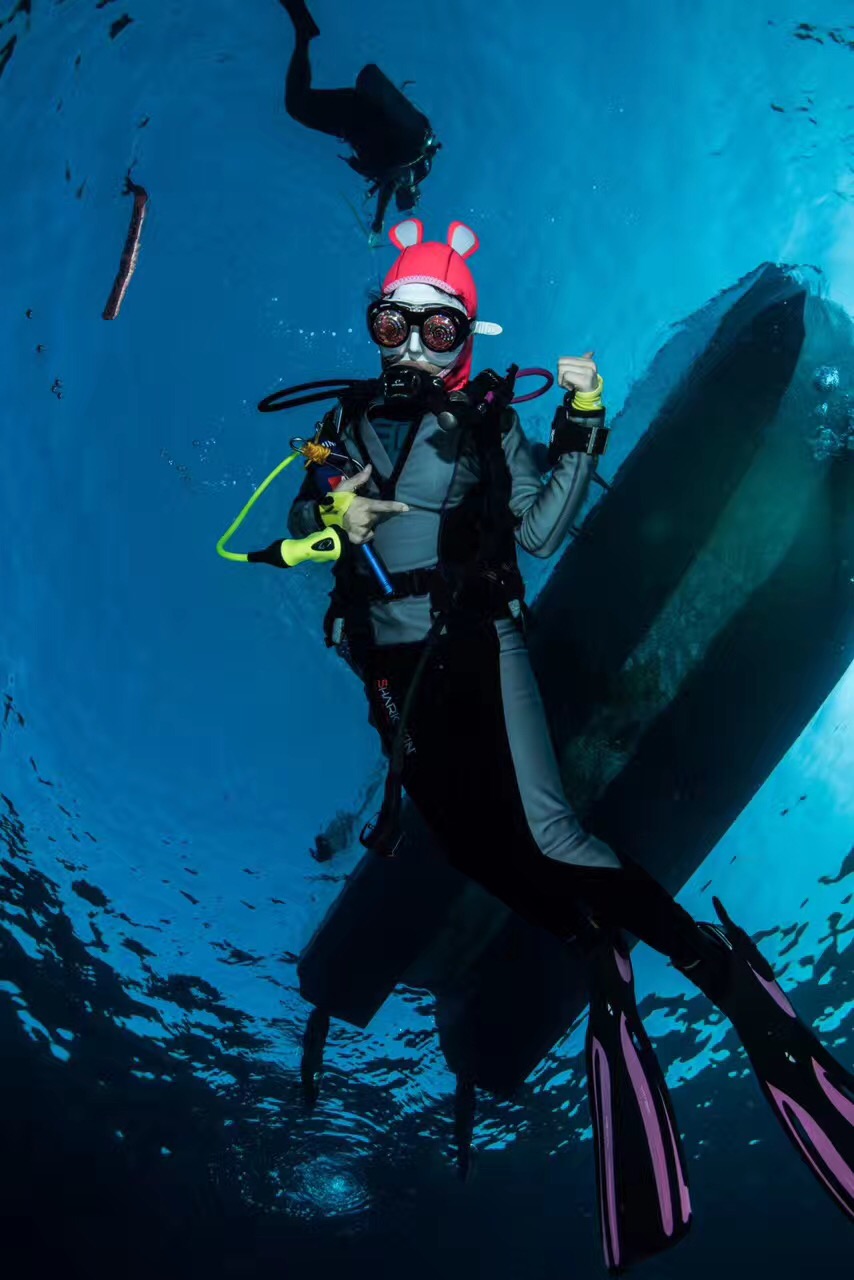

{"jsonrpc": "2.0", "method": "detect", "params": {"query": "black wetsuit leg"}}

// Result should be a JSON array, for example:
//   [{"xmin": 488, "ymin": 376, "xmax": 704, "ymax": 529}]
[
  {"xmin": 284, "ymin": 36, "xmax": 382, "ymax": 146},
  {"xmin": 362, "ymin": 623, "xmax": 707, "ymax": 969}
]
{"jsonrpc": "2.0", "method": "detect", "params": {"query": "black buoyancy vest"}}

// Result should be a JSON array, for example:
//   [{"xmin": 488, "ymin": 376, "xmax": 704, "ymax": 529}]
[{"xmin": 317, "ymin": 381, "xmax": 525, "ymax": 657}]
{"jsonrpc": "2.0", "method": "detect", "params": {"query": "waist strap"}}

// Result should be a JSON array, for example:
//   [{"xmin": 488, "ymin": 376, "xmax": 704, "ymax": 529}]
[
  {"xmin": 325, "ymin": 562, "xmax": 527, "ymax": 651},
  {"xmin": 363, "ymin": 564, "xmax": 438, "ymax": 601}
]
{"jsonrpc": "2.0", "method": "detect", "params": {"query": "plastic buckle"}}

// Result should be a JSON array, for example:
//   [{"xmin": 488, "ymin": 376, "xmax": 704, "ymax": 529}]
[
  {"xmin": 585, "ymin": 424, "xmax": 609, "ymax": 457},
  {"xmin": 360, "ymin": 810, "xmax": 404, "ymax": 858}
]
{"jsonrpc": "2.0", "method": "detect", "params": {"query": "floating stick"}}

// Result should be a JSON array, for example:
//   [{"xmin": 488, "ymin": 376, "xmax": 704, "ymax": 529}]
[{"xmin": 102, "ymin": 171, "xmax": 148, "ymax": 320}]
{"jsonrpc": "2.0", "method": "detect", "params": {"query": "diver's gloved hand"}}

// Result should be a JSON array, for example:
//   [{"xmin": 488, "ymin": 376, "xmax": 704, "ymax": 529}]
[
  {"xmin": 548, "ymin": 351, "xmax": 608, "ymax": 465},
  {"xmin": 331, "ymin": 463, "xmax": 410, "ymax": 546},
  {"xmin": 557, "ymin": 351, "xmax": 604, "ymax": 411}
]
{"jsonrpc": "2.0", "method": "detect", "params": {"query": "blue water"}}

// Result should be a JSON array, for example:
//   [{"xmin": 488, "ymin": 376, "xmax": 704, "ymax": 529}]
[{"xmin": 0, "ymin": 2, "xmax": 852, "ymax": 1276}]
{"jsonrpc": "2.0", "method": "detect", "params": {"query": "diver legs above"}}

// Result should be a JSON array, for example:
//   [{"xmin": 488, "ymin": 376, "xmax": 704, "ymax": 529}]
[{"xmin": 280, "ymin": 0, "xmax": 320, "ymax": 42}]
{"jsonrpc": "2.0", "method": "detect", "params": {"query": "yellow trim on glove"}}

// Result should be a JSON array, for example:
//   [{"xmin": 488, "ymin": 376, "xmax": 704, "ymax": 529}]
[{"xmin": 571, "ymin": 374, "xmax": 605, "ymax": 412}]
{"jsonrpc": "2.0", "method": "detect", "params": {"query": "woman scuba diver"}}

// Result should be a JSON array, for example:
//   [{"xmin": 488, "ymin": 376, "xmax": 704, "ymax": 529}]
[{"xmin": 235, "ymin": 215, "xmax": 854, "ymax": 1273}]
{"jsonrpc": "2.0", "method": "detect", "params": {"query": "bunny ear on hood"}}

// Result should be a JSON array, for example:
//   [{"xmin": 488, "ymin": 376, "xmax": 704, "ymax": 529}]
[
  {"xmin": 446, "ymin": 221, "xmax": 479, "ymax": 259},
  {"xmin": 382, "ymin": 220, "xmax": 501, "ymax": 389},
  {"xmin": 388, "ymin": 218, "xmax": 425, "ymax": 250}
]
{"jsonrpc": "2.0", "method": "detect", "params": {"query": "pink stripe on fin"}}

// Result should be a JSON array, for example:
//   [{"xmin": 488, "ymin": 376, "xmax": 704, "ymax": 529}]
[
  {"xmin": 768, "ymin": 1084, "xmax": 854, "ymax": 1217},
  {"xmin": 813, "ymin": 1059, "xmax": 854, "ymax": 1128},
  {"xmin": 620, "ymin": 1014, "xmax": 675, "ymax": 1237},
  {"xmin": 614, "ymin": 946, "xmax": 633, "ymax": 985},
  {"xmin": 661, "ymin": 1088, "xmax": 692, "ymax": 1224},
  {"xmin": 591, "ymin": 1037, "xmax": 620, "ymax": 1270},
  {"xmin": 748, "ymin": 962, "xmax": 796, "ymax": 1017}
]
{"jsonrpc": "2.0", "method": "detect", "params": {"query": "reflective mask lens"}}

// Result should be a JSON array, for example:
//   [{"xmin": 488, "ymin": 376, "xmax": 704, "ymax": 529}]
[
  {"xmin": 371, "ymin": 307, "xmax": 409, "ymax": 348},
  {"xmin": 420, "ymin": 311, "xmax": 463, "ymax": 352},
  {"xmin": 368, "ymin": 303, "xmax": 470, "ymax": 353}
]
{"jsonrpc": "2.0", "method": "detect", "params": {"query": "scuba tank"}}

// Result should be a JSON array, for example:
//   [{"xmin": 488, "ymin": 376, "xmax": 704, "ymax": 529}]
[{"xmin": 354, "ymin": 64, "xmax": 430, "ymax": 146}]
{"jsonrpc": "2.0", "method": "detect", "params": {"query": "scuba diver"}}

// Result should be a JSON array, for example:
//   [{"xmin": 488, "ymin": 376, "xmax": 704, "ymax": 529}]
[
  {"xmin": 279, "ymin": 0, "xmax": 441, "ymax": 241},
  {"xmin": 235, "ymin": 218, "xmax": 854, "ymax": 1272}
]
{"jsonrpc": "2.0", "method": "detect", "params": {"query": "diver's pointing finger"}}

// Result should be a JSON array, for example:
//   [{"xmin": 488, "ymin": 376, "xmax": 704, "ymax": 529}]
[
  {"xmin": 368, "ymin": 500, "xmax": 411, "ymax": 514},
  {"xmin": 337, "ymin": 464, "xmax": 375, "ymax": 494}
]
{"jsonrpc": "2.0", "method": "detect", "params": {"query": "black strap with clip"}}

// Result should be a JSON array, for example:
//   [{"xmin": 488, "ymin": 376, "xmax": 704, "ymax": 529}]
[{"xmin": 547, "ymin": 395, "xmax": 609, "ymax": 466}]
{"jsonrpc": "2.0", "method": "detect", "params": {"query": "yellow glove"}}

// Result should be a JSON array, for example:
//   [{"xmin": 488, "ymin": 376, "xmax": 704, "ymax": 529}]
[{"xmin": 318, "ymin": 489, "xmax": 356, "ymax": 529}]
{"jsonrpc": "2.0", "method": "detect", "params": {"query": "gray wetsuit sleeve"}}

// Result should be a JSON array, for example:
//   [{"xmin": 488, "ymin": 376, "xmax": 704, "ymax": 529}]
[{"xmin": 502, "ymin": 410, "xmax": 598, "ymax": 558}]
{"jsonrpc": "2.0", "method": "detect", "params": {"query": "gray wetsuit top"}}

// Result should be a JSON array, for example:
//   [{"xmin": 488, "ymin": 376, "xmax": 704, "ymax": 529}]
[
  {"xmin": 288, "ymin": 403, "xmax": 597, "ymax": 646},
  {"xmin": 286, "ymin": 397, "xmax": 620, "ymax": 870}
]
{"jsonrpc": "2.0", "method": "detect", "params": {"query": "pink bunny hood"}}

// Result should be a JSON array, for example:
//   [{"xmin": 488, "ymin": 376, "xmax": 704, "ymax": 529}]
[{"xmin": 382, "ymin": 219, "xmax": 502, "ymax": 391}]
